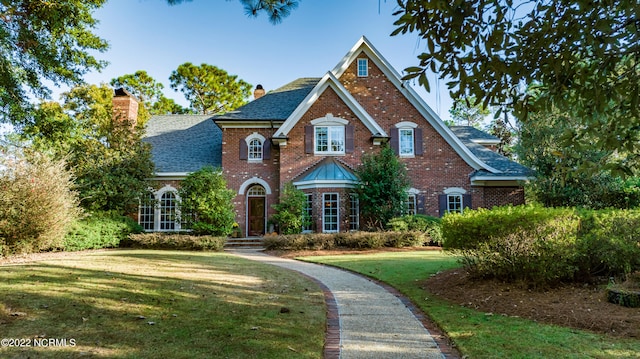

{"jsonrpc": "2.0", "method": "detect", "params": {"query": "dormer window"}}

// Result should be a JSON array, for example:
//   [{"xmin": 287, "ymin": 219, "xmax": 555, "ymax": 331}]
[{"xmin": 357, "ymin": 58, "xmax": 368, "ymax": 77}]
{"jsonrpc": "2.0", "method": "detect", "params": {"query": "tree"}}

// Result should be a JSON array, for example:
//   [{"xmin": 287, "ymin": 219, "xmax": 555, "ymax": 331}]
[
  {"xmin": 393, "ymin": 0, "xmax": 640, "ymax": 174},
  {"xmin": 0, "ymin": 147, "xmax": 81, "ymax": 256},
  {"xmin": 270, "ymin": 182, "xmax": 309, "ymax": 235},
  {"xmin": 167, "ymin": 0, "xmax": 298, "ymax": 24},
  {"xmin": 0, "ymin": 0, "xmax": 108, "ymax": 124},
  {"xmin": 355, "ymin": 144, "xmax": 411, "ymax": 230},
  {"xmin": 178, "ymin": 166, "xmax": 236, "ymax": 236},
  {"xmin": 449, "ymin": 95, "xmax": 490, "ymax": 128},
  {"xmin": 110, "ymin": 70, "xmax": 189, "ymax": 118},
  {"xmin": 18, "ymin": 84, "xmax": 155, "ymax": 213},
  {"xmin": 516, "ymin": 108, "xmax": 640, "ymax": 209},
  {"xmin": 169, "ymin": 62, "xmax": 252, "ymax": 114},
  {"xmin": 487, "ymin": 115, "xmax": 515, "ymax": 158}
]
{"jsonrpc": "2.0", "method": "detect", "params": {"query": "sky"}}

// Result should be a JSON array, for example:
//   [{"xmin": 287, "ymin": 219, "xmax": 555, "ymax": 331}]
[{"xmin": 55, "ymin": 0, "xmax": 455, "ymax": 121}]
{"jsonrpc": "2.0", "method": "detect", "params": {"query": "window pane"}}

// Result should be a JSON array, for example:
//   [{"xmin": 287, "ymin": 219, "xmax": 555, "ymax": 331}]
[
  {"xmin": 349, "ymin": 194, "xmax": 359, "ymax": 231},
  {"xmin": 303, "ymin": 194, "xmax": 313, "ymax": 231},
  {"xmin": 406, "ymin": 194, "xmax": 416, "ymax": 215},
  {"xmin": 316, "ymin": 127, "xmax": 328, "ymax": 152},
  {"xmin": 139, "ymin": 192, "xmax": 155, "ymax": 231},
  {"xmin": 399, "ymin": 129, "xmax": 414, "ymax": 155},
  {"xmin": 323, "ymin": 193, "xmax": 339, "ymax": 232},
  {"xmin": 357, "ymin": 58, "xmax": 368, "ymax": 77},
  {"xmin": 447, "ymin": 194, "xmax": 462, "ymax": 214},
  {"xmin": 248, "ymin": 139, "xmax": 262, "ymax": 160},
  {"xmin": 330, "ymin": 126, "xmax": 344, "ymax": 152},
  {"xmin": 160, "ymin": 192, "xmax": 177, "ymax": 230}
]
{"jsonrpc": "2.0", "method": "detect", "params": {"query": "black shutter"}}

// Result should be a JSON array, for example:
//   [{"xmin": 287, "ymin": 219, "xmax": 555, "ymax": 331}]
[
  {"xmin": 438, "ymin": 194, "xmax": 448, "ymax": 217},
  {"xmin": 417, "ymin": 194, "xmax": 426, "ymax": 215},
  {"xmin": 239, "ymin": 139, "xmax": 247, "ymax": 160},
  {"xmin": 414, "ymin": 128, "xmax": 423, "ymax": 156},
  {"xmin": 345, "ymin": 125, "xmax": 354, "ymax": 153},
  {"xmin": 463, "ymin": 194, "xmax": 472, "ymax": 211},
  {"xmin": 263, "ymin": 139, "xmax": 271, "ymax": 160},
  {"xmin": 390, "ymin": 127, "xmax": 399, "ymax": 154},
  {"xmin": 305, "ymin": 125, "xmax": 313, "ymax": 154}
]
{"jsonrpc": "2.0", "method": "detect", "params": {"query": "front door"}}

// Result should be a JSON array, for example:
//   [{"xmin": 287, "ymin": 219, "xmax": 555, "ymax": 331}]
[{"xmin": 248, "ymin": 197, "xmax": 266, "ymax": 236}]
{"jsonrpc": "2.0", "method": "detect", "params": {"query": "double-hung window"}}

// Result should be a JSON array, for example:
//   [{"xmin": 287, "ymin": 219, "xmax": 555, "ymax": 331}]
[
  {"xmin": 315, "ymin": 126, "xmax": 345, "ymax": 154},
  {"xmin": 399, "ymin": 128, "xmax": 414, "ymax": 156},
  {"xmin": 447, "ymin": 194, "xmax": 463, "ymax": 214}
]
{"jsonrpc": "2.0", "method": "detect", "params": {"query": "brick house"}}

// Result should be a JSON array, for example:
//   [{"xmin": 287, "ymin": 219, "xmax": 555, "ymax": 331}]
[{"xmin": 135, "ymin": 37, "xmax": 530, "ymax": 234}]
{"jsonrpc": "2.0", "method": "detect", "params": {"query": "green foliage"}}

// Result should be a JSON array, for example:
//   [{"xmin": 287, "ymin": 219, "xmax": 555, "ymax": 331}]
[
  {"xmin": 394, "ymin": 1, "xmax": 640, "ymax": 174},
  {"xmin": 355, "ymin": 144, "xmax": 411, "ymax": 230},
  {"xmin": 0, "ymin": 0, "xmax": 108, "ymax": 125},
  {"xmin": 123, "ymin": 233, "xmax": 225, "ymax": 251},
  {"xmin": 270, "ymin": 183, "xmax": 309, "ymax": 235},
  {"xmin": 388, "ymin": 214, "xmax": 442, "ymax": 245},
  {"xmin": 263, "ymin": 231, "xmax": 428, "ymax": 251},
  {"xmin": 62, "ymin": 211, "xmax": 142, "ymax": 251},
  {"xmin": 178, "ymin": 166, "xmax": 236, "ymax": 236},
  {"xmin": 19, "ymin": 84, "xmax": 155, "ymax": 213},
  {"xmin": 169, "ymin": 62, "xmax": 252, "ymax": 114},
  {"xmin": 0, "ymin": 149, "xmax": 81, "ymax": 256},
  {"xmin": 449, "ymin": 95, "xmax": 489, "ymax": 128},
  {"xmin": 443, "ymin": 205, "xmax": 640, "ymax": 286}
]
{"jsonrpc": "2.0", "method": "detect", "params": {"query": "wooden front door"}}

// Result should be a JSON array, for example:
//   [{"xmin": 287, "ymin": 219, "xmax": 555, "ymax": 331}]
[{"xmin": 248, "ymin": 197, "xmax": 266, "ymax": 236}]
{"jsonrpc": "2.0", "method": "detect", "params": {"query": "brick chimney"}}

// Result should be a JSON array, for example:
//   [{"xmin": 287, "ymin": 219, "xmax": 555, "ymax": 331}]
[
  {"xmin": 253, "ymin": 84, "xmax": 265, "ymax": 100},
  {"xmin": 112, "ymin": 88, "xmax": 139, "ymax": 127}
]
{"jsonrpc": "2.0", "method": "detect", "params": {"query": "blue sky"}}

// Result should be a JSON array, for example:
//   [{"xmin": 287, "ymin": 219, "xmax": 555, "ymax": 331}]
[{"xmin": 73, "ymin": 0, "xmax": 454, "ymax": 120}]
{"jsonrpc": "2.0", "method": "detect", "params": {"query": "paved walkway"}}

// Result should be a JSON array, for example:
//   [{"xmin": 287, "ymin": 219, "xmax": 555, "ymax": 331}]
[{"xmin": 227, "ymin": 249, "xmax": 454, "ymax": 359}]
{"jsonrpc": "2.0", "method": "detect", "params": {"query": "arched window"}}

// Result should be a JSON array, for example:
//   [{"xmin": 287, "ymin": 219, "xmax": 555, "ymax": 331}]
[
  {"xmin": 159, "ymin": 191, "xmax": 178, "ymax": 231},
  {"xmin": 247, "ymin": 185, "xmax": 266, "ymax": 196},
  {"xmin": 248, "ymin": 138, "xmax": 262, "ymax": 160}
]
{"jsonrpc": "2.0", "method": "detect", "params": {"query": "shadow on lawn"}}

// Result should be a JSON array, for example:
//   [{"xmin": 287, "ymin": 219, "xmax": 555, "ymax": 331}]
[{"xmin": 0, "ymin": 250, "xmax": 324, "ymax": 358}]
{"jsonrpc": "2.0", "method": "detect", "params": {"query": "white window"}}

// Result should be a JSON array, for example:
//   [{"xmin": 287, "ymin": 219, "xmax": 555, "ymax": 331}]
[
  {"xmin": 357, "ymin": 58, "xmax": 368, "ymax": 77},
  {"xmin": 248, "ymin": 138, "xmax": 262, "ymax": 160},
  {"xmin": 139, "ymin": 192, "xmax": 155, "ymax": 231},
  {"xmin": 315, "ymin": 126, "xmax": 345, "ymax": 154},
  {"xmin": 303, "ymin": 194, "xmax": 313, "ymax": 232},
  {"xmin": 160, "ymin": 191, "xmax": 178, "ymax": 231},
  {"xmin": 323, "ymin": 193, "xmax": 339, "ymax": 233},
  {"xmin": 406, "ymin": 194, "xmax": 417, "ymax": 215},
  {"xmin": 447, "ymin": 194, "xmax": 463, "ymax": 214},
  {"xmin": 349, "ymin": 194, "xmax": 359, "ymax": 231},
  {"xmin": 399, "ymin": 128, "xmax": 414, "ymax": 156}
]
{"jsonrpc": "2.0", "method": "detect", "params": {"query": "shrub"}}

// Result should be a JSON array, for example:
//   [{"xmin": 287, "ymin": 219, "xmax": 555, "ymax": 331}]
[
  {"xmin": 442, "ymin": 204, "xmax": 581, "ymax": 286},
  {"xmin": 263, "ymin": 231, "xmax": 428, "ymax": 251},
  {"xmin": 388, "ymin": 214, "xmax": 442, "ymax": 245},
  {"xmin": 62, "ymin": 211, "xmax": 143, "ymax": 251},
  {"xmin": 178, "ymin": 166, "xmax": 236, "ymax": 236},
  {"xmin": 123, "ymin": 233, "xmax": 226, "ymax": 251},
  {"xmin": 0, "ymin": 150, "xmax": 81, "ymax": 256},
  {"xmin": 270, "ymin": 183, "xmax": 309, "ymax": 235},
  {"xmin": 576, "ymin": 209, "xmax": 640, "ymax": 278}
]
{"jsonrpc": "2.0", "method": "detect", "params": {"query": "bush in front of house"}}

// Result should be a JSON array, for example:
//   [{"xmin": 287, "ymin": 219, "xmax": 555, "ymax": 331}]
[
  {"xmin": 270, "ymin": 183, "xmax": 310, "ymax": 235},
  {"xmin": 442, "ymin": 204, "xmax": 640, "ymax": 286},
  {"xmin": 122, "ymin": 233, "xmax": 226, "ymax": 251},
  {"xmin": 0, "ymin": 150, "xmax": 81, "ymax": 257},
  {"xmin": 388, "ymin": 214, "xmax": 443, "ymax": 245},
  {"xmin": 263, "ymin": 231, "xmax": 429, "ymax": 250},
  {"xmin": 61, "ymin": 211, "xmax": 143, "ymax": 251},
  {"xmin": 575, "ymin": 209, "xmax": 640, "ymax": 279}
]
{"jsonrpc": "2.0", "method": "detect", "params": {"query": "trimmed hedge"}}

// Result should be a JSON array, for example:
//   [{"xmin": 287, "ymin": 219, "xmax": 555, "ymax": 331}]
[
  {"xmin": 387, "ymin": 214, "xmax": 442, "ymax": 245},
  {"xmin": 61, "ymin": 211, "xmax": 143, "ymax": 251},
  {"xmin": 122, "ymin": 233, "xmax": 225, "ymax": 251},
  {"xmin": 263, "ymin": 231, "xmax": 429, "ymax": 251},
  {"xmin": 442, "ymin": 204, "xmax": 640, "ymax": 286}
]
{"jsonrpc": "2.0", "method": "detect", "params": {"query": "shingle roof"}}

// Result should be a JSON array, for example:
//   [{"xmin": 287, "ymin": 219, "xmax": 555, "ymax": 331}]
[
  {"xmin": 213, "ymin": 78, "xmax": 320, "ymax": 121},
  {"xmin": 143, "ymin": 115, "xmax": 221, "ymax": 173},
  {"xmin": 449, "ymin": 126, "xmax": 532, "ymax": 177}
]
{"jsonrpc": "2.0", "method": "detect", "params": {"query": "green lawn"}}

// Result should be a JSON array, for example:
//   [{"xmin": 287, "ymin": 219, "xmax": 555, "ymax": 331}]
[
  {"xmin": 301, "ymin": 251, "xmax": 640, "ymax": 359},
  {"xmin": 0, "ymin": 250, "xmax": 325, "ymax": 358}
]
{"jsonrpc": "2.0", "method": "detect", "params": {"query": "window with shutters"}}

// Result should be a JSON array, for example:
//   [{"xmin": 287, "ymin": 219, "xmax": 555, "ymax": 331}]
[
  {"xmin": 306, "ymin": 115, "xmax": 353, "ymax": 156},
  {"xmin": 439, "ymin": 188, "xmax": 470, "ymax": 216},
  {"xmin": 399, "ymin": 128, "xmax": 414, "ymax": 156},
  {"xmin": 240, "ymin": 133, "xmax": 270, "ymax": 162},
  {"xmin": 391, "ymin": 121, "xmax": 422, "ymax": 157},
  {"xmin": 315, "ymin": 126, "xmax": 344, "ymax": 154},
  {"xmin": 248, "ymin": 138, "xmax": 262, "ymax": 160},
  {"xmin": 405, "ymin": 194, "xmax": 417, "ymax": 215}
]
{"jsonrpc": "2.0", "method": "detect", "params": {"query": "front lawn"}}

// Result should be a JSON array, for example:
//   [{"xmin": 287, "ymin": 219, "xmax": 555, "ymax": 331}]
[
  {"xmin": 301, "ymin": 251, "xmax": 640, "ymax": 358},
  {"xmin": 0, "ymin": 250, "xmax": 325, "ymax": 358}
]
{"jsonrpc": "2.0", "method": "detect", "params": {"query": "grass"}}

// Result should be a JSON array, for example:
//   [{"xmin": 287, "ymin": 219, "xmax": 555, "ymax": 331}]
[
  {"xmin": 300, "ymin": 251, "xmax": 640, "ymax": 359},
  {"xmin": 0, "ymin": 250, "xmax": 325, "ymax": 358}
]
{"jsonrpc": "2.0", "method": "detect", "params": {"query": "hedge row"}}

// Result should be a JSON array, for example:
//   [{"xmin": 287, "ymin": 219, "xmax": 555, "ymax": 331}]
[
  {"xmin": 263, "ymin": 230, "xmax": 430, "ymax": 251},
  {"xmin": 442, "ymin": 204, "xmax": 640, "ymax": 286},
  {"xmin": 61, "ymin": 211, "xmax": 143, "ymax": 251},
  {"xmin": 122, "ymin": 233, "xmax": 226, "ymax": 251}
]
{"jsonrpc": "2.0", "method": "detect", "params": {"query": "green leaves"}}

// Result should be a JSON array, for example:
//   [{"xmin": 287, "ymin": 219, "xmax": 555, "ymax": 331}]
[{"xmin": 169, "ymin": 63, "xmax": 252, "ymax": 115}]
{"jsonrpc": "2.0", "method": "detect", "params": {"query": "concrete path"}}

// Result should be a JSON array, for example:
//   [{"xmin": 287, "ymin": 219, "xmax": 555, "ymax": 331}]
[{"xmin": 227, "ymin": 249, "xmax": 450, "ymax": 359}]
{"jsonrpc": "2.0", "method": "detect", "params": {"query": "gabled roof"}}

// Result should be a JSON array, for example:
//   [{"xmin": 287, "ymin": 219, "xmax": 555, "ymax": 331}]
[
  {"xmin": 143, "ymin": 115, "xmax": 221, "ymax": 174},
  {"xmin": 274, "ymin": 71, "xmax": 387, "ymax": 137},
  {"xmin": 331, "ymin": 36, "xmax": 502, "ymax": 173},
  {"xmin": 450, "ymin": 126, "xmax": 532, "ymax": 181},
  {"xmin": 214, "ymin": 78, "xmax": 320, "ymax": 121}
]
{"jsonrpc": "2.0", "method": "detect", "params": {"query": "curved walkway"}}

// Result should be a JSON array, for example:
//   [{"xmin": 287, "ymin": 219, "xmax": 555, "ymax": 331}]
[{"xmin": 227, "ymin": 248, "xmax": 457, "ymax": 359}]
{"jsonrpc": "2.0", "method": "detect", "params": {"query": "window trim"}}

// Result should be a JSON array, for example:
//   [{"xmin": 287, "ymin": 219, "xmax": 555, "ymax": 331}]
[
  {"xmin": 245, "ymin": 132, "xmax": 266, "ymax": 162},
  {"xmin": 349, "ymin": 193, "xmax": 359, "ymax": 231},
  {"xmin": 444, "ymin": 187, "xmax": 467, "ymax": 214},
  {"xmin": 357, "ymin": 58, "xmax": 368, "ymax": 77},
  {"xmin": 303, "ymin": 193, "xmax": 313, "ymax": 233},
  {"xmin": 399, "ymin": 128, "xmax": 415, "ymax": 157},
  {"xmin": 322, "ymin": 193, "xmax": 340, "ymax": 233},
  {"xmin": 314, "ymin": 125, "xmax": 345, "ymax": 155}
]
